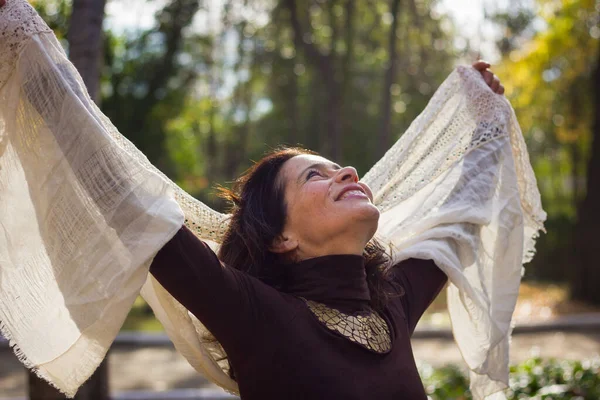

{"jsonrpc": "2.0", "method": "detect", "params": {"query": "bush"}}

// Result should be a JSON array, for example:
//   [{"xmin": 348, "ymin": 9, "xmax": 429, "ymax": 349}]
[{"xmin": 419, "ymin": 358, "xmax": 600, "ymax": 400}]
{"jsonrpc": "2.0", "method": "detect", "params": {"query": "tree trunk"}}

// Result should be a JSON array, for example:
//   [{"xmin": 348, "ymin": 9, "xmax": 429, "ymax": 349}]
[
  {"xmin": 326, "ymin": 79, "xmax": 342, "ymax": 161},
  {"xmin": 29, "ymin": 1, "xmax": 110, "ymax": 398},
  {"xmin": 340, "ymin": 0, "xmax": 355, "ymax": 157},
  {"xmin": 378, "ymin": 0, "xmax": 401, "ymax": 158},
  {"xmin": 324, "ymin": 0, "xmax": 342, "ymax": 161},
  {"xmin": 287, "ymin": 59, "xmax": 300, "ymax": 145},
  {"xmin": 571, "ymin": 46, "xmax": 600, "ymax": 304},
  {"xmin": 570, "ymin": 142, "xmax": 581, "ymax": 205},
  {"xmin": 307, "ymin": 76, "xmax": 324, "ymax": 152},
  {"xmin": 28, "ymin": 372, "xmax": 65, "ymax": 400},
  {"xmin": 285, "ymin": 0, "xmax": 343, "ymax": 161},
  {"xmin": 28, "ymin": 357, "xmax": 110, "ymax": 400},
  {"xmin": 67, "ymin": 0, "xmax": 107, "ymax": 103}
]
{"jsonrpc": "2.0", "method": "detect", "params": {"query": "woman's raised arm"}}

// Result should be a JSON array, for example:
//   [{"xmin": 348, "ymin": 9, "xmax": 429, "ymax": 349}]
[{"xmin": 16, "ymin": 14, "xmax": 275, "ymax": 356}]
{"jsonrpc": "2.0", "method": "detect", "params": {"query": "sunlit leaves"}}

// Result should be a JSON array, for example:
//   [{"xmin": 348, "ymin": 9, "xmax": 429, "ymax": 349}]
[
  {"xmin": 418, "ymin": 358, "xmax": 600, "ymax": 399},
  {"xmin": 495, "ymin": 0, "xmax": 599, "ymax": 220}
]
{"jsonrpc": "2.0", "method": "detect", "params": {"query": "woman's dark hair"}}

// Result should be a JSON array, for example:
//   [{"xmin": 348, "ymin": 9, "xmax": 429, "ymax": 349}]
[{"xmin": 217, "ymin": 146, "xmax": 397, "ymax": 312}]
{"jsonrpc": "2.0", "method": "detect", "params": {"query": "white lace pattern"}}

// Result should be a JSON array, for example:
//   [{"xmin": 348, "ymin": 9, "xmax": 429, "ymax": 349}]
[{"xmin": 0, "ymin": 0, "xmax": 51, "ymax": 88}]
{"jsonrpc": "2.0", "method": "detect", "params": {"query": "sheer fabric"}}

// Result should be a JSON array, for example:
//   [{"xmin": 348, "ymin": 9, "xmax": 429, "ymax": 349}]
[
  {"xmin": 0, "ymin": 1, "xmax": 545, "ymax": 399},
  {"xmin": 0, "ymin": 0, "xmax": 185, "ymax": 395}
]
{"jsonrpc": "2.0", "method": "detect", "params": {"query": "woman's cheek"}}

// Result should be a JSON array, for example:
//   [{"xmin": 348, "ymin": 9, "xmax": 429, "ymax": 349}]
[
  {"xmin": 304, "ymin": 183, "xmax": 325, "ymax": 201},
  {"xmin": 303, "ymin": 188, "xmax": 329, "ymax": 217}
]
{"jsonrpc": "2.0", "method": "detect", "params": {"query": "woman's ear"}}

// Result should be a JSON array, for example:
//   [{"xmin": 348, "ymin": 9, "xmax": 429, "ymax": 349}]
[{"xmin": 269, "ymin": 234, "xmax": 298, "ymax": 254}]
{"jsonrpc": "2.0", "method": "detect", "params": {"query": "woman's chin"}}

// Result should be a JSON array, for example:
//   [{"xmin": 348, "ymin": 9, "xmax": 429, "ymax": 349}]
[{"xmin": 345, "ymin": 201, "xmax": 380, "ymax": 221}]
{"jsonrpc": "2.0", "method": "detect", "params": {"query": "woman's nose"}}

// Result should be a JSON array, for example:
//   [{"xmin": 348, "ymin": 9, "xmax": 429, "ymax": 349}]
[{"xmin": 335, "ymin": 166, "xmax": 359, "ymax": 183}]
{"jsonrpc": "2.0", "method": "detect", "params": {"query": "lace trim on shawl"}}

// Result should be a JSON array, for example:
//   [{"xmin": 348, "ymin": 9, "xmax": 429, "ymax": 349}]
[{"xmin": 0, "ymin": 0, "xmax": 51, "ymax": 88}]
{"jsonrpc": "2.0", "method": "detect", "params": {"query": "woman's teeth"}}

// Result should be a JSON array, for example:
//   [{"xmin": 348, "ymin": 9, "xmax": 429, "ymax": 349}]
[{"xmin": 340, "ymin": 190, "xmax": 367, "ymax": 200}]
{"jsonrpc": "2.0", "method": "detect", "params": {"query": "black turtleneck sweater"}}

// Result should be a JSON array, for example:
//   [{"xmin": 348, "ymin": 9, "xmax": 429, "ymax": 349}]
[{"xmin": 150, "ymin": 225, "xmax": 448, "ymax": 400}]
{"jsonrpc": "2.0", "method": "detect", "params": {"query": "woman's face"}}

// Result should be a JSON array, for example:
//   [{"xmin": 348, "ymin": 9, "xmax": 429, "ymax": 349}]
[{"xmin": 272, "ymin": 154, "xmax": 380, "ymax": 259}]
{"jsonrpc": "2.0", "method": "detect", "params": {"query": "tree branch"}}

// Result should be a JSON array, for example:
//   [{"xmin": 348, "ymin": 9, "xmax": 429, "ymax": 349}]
[{"xmin": 285, "ymin": 0, "xmax": 332, "ymax": 79}]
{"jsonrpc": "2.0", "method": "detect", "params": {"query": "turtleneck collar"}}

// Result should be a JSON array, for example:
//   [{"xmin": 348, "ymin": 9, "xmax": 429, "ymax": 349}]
[{"xmin": 281, "ymin": 254, "xmax": 371, "ymax": 310}]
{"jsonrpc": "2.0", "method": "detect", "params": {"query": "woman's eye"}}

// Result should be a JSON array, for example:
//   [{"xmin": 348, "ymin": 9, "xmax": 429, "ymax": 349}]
[{"xmin": 307, "ymin": 170, "xmax": 321, "ymax": 179}]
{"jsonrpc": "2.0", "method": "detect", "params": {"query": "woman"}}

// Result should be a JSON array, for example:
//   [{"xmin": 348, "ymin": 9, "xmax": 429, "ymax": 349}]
[
  {"xmin": 149, "ymin": 62, "xmax": 505, "ymax": 400},
  {"xmin": 151, "ymin": 148, "xmax": 446, "ymax": 399},
  {"xmin": 0, "ymin": 1, "xmax": 543, "ymax": 399}
]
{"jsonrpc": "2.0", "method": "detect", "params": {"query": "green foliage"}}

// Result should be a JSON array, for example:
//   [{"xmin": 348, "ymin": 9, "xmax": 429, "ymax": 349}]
[
  {"xmin": 101, "ymin": 0, "xmax": 204, "ymax": 178},
  {"xmin": 507, "ymin": 357, "xmax": 600, "ymax": 399},
  {"xmin": 35, "ymin": 0, "xmax": 600, "ymax": 291},
  {"xmin": 419, "ymin": 358, "xmax": 600, "ymax": 400},
  {"xmin": 162, "ymin": 0, "xmax": 461, "ymax": 209},
  {"xmin": 494, "ymin": 0, "xmax": 600, "ymax": 282},
  {"xmin": 31, "ymin": 0, "xmax": 70, "ymax": 41},
  {"xmin": 419, "ymin": 363, "xmax": 472, "ymax": 399},
  {"xmin": 253, "ymin": 0, "xmax": 458, "ymax": 172},
  {"xmin": 496, "ymin": 0, "xmax": 599, "ymax": 215},
  {"xmin": 121, "ymin": 296, "xmax": 164, "ymax": 332},
  {"xmin": 33, "ymin": 0, "xmax": 463, "ymax": 211}
]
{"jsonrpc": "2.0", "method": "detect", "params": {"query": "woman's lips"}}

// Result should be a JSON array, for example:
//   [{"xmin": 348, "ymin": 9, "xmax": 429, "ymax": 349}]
[
  {"xmin": 338, "ymin": 190, "xmax": 369, "ymax": 201},
  {"xmin": 335, "ymin": 184, "xmax": 367, "ymax": 201}
]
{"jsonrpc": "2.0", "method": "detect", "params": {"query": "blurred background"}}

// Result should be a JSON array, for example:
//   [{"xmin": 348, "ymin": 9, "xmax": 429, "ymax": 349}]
[{"xmin": 1, "ymin": 0, "xmax": 600, "ymax": 399}]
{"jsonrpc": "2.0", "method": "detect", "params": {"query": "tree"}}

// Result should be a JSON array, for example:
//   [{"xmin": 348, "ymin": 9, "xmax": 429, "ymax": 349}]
[
  {"xmin": 68, "ymin": 1, "xmax": 110, "ymax": 397},
  {"xmin": 378, "ymin": 0, "xmax": 401, "ymax": 158},
  {"xmin": 28, "ymin": 1, "xmax": 111, "ymax": 398},
  {"xmin": 493, "ymin": 0, "xmax": 600, "ymax": 295},
  {"xmin": 241, "ymin": 0, "xmax": 457, "ymax": 173},
  {"xmin": 284, "ymin": 0, "xmax": 346, "ymax": 161},
  {"xmin": 572, "ymin": 45, "xmax": 600, "ymax": 303},
  {"xmin": 68, "ymin": 0, "xmax": 106, "ymax": 102},
  {"xmin": 101, "ymin": 0, "xmax": 203, "ymax": 175}
]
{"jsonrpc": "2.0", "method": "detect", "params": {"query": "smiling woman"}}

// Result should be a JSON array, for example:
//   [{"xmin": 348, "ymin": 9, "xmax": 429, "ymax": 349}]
[
  {"xmin": 271, "ymin": 153, "xmax": 379, "ymax": 258},
  {"xmin": 150, "ymin": 145, "xmax": 447, "ymax": 399},
  {"xmin": 215, "ymin": 148, "xmax": 393, "ymax": 310},
  {"xmin": 0, "ymin": 1, "xmax": 542, "ymax": 400}
]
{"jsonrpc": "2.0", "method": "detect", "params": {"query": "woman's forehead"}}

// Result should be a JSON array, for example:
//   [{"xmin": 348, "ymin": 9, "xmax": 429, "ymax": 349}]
[
  {"xmin": 278, "ymin": 154, "xmax": 336, "ymax": 187},
  {"xmin": 284, "ymin": 154, "xmax": 339, "ymax": 173}
]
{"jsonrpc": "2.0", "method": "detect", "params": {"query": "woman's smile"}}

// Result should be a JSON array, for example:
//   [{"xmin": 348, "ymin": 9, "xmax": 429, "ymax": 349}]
[
  {"xmin": 338, "ymin": 190, "xmax": 370, "ymax": 201},
  {"xmin": 273, "ymin": 154, "xmax": 380, "ymax": 259}
]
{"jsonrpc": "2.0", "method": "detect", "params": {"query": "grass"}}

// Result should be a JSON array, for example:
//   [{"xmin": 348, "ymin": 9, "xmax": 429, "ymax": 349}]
[{"xmin": 121, "ymin": 296, "xmax": 164, "ymax": 332}]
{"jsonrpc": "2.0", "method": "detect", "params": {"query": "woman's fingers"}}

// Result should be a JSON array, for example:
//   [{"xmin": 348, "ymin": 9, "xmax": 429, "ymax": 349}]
[
  {"xmin": 482, "ymin": 70, "xmax": 494, "ymax": 86},
  {"xmin": 473, "ymin": 60, "xmax": 504, "ymax": 95},
  {"xmin": 491, "ymin": 76, "xmax": 501, "ymax": 92},
  {"xmin": 472, "ymin": 60, "xmax": 491, "ymax": 71}
]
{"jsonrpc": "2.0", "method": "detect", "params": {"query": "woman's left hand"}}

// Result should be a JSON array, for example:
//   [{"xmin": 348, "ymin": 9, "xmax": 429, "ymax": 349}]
[{"xmin": 472, "ymin": 60, "xmax": 505, "ymax": 95}]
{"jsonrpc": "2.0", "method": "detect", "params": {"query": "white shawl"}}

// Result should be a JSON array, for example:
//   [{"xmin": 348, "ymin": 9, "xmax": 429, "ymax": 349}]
[{"xmin": 0, "ymin": 1, "xmax": 545, "ymax": 399}]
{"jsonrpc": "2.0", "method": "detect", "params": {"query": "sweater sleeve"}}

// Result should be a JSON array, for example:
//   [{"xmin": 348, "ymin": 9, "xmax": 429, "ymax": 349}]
[
  {"xmin": 149, "ymin": 224, "xmax": 278, "ymax": 352},
  {"xmin": 391, "ymin": 258, "xmax": 448, "ymax": 335}
]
